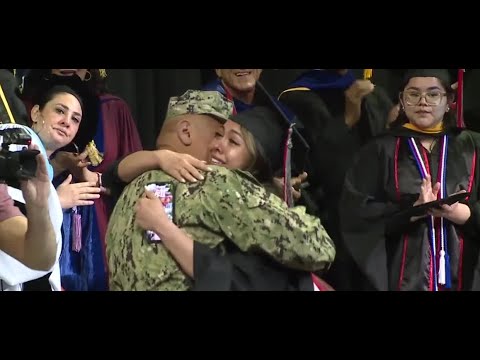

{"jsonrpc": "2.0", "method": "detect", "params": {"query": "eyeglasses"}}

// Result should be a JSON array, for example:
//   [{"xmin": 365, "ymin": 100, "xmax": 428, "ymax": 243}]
[{"xmin": 402, "ymin": 90, "xmax": 447, "ymax": 106}]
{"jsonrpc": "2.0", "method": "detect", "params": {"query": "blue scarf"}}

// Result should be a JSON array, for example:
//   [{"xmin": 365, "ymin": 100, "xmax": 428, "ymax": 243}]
[
  {"xmin": 203, "ymin": 78, "xmax": 297, "ymax": 123},
  {"xmin": 288, "ymin": 69, "xmax": 356, "ymax": 91}
]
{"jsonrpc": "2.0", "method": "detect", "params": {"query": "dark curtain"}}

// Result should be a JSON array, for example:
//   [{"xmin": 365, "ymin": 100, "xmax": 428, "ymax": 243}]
[{"xmin": 106, "ymin": 69, "xmax": 203, "ymax": 150}]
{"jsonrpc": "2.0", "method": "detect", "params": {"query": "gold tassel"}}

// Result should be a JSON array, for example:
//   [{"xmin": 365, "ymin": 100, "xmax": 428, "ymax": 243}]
[
  {"xmin": 85, "ymin": 140, "xmax": 104, "ymax": 166},
  {"xmin": 99, "ymin": 69, "xmax": 107, "ymax": 78},
  {"xmin": 363, "ymin": 69, "xmax": 373, "ymax": 80},
  {"xmin": 0, "ymin": 84, "xmax": 16, "ymax": 124}
]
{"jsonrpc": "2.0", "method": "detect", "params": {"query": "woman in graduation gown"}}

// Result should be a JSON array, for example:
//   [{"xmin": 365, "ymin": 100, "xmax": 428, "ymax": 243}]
[{"xmin": 340, "ymin": 69, "xmax": 480, "ymax": 291}]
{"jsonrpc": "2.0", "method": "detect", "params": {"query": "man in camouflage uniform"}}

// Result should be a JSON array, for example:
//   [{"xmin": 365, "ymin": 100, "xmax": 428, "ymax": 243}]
[{"xmin": 106, "ymin": 90, "xmax": 335, "ymax": 291}]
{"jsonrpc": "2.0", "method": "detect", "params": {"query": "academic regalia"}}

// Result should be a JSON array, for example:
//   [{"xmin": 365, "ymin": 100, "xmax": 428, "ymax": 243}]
[
  {"xmin": 203, "ymin": 77, "xmax": 297, "ymax": 121},
  {"xmin": 340, "ymin": 69, "xmax": 480, "ymax": 291},
  {"xmin": 21, "ymin": 71, "xmax": 143, "ymax": 291},
  {"xmin": 203, "ymin": 78, "xmax": 255, "ymax": 113},
  {"xmin": 341, "ymin": 126, "xmax": 480, "ymax": 290},
  {"xmin": 194, "ymin": 242, "xmax": 318, "ymax": 291},
  {"xmin": 278, "ymin": 69, "xmax": 393, "ymax": 290},
  {"xmin": 57, "ymin": 93, "xmax": 142, "ymax": 291},
  {"xmin": 279, "ymin": 69, "xmax": 392, "ymax": 197}
]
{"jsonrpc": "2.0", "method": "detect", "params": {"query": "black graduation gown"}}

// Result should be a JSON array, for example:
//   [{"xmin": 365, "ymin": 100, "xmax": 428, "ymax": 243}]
[
  {"xmin": 340, "ymin": 127, "xmax": 480, "ymax": 291},
  {"xmin": 280, "ymin": 87, "xmax": 392, "ymax": 206},
  {"xmin": 193, "ymin": 241, "xmax": 315, "ymax": 291},
  {"xmin": 279, "ymin": 86, "xmax": 392, "ymax": 290}
]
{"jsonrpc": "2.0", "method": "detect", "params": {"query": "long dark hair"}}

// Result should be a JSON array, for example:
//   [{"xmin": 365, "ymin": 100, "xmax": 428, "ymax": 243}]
[
  {"xmin": 390, "ymin": 76, "xmax": 457, "ymax": 130},
  {"xmin": 36, "ymin": 85, "xmax": 84, "ymax": 113},
  {"xmin": 22, "ymin": 69, "xmax": 101, "ymax": 150}
]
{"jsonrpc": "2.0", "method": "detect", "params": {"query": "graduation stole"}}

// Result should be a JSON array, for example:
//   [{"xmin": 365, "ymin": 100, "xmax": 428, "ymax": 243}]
[
  {"xmin": 407, "ymin": 135, "xmax": 451, "ymax": 290},
  {"xmin": 457, "ymin": 69, "xmax": 465, "ymax": 128}
]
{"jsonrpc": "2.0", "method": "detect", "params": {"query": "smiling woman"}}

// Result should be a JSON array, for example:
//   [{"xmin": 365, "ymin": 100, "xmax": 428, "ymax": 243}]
[
  {"xmin": 30, "ymin": 87, "xmax": 83, "ymax": 156},
  {"xmin": 203, "ymin": 69, "xmax": 263, "ymax": 113},
  {"xmin": 20, "ymin": 69, "xmax": 143, "ymax": 291},
  {"xmin": 30, "ymin": 85, "xmax": 84, "ymax": 156}
]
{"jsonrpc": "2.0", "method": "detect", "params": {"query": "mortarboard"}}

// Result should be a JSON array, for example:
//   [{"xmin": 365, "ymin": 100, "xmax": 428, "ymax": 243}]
[
  {"xmin": 402, "ymin": 69, "xmax": 453, "ymax": 86},
  {"xmin": 401, "ymin": 69, "xmax": 465, "ymax": 128},
  {"xmin": 230, "ymin": 80, "xmax": 310, "ymax": 206}
]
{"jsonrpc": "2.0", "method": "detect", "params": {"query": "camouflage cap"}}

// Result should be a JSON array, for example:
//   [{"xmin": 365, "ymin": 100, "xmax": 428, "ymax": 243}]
[{"xmin": 165, "ymin": 90, "xmax": 234, "ymax": 123}]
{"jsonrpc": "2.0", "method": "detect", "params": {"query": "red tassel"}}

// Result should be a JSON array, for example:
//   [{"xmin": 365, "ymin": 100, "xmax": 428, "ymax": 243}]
[
  {"xmin": 457, "ymin": 69, "xmax": 465, "ymax": 128},
  {"xmin": 311, "ymin": 274, "xmax": 335, "ymax": 291},
  {"xmin": 72, "ymin": 207, "xmax": 82, "ymax": 253},
  {"xmin": 283, "ymin": 126, "xmax": 294, "ymax": 207}
]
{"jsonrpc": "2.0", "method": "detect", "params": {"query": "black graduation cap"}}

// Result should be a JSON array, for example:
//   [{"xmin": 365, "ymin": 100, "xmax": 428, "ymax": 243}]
[
  {"xmin": 401, "ymin": 69, "xmax": 455, "ymax": 86},
  {"xmin": 230, "ymin": 81, "xmax": 310, "ymax": 206},
  {"xmin": 400, "ymin": 69, "xmax": 465, "ymax": 128}
]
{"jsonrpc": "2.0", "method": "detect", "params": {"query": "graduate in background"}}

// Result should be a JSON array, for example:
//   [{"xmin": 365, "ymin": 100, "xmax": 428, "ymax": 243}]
[
  {"xmin": 203, "ymin": 69, "xmax": 263, "ymax": 113},
  {"xmin": 278, "ymin": 69, "xmax": 393, "ymax": 290},
  {"xmin": 203, "ymin": 69, "xmax": 297, "ymax": 120},
  {"xmin": 340, "ymin": 69, "xmax": 480, "ymax": 291}
]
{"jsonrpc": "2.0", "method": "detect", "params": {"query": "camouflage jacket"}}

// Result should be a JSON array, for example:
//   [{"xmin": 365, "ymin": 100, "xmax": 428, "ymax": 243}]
[{"xmin": 106, "ymin": 166, "xmax": 335, "ymax": 291}]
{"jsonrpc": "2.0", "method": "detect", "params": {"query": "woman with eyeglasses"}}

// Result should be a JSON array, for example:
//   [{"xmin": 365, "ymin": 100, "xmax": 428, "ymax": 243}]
[{"xmin": 340, "ymin": 69, "xmax": 480, "ymax": 291}]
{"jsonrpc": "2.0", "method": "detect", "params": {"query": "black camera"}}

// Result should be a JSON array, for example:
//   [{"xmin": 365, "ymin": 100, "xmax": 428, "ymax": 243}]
[{"xmin": 0, "ymin": 127, "xmax": 39, "ymax": 182}]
